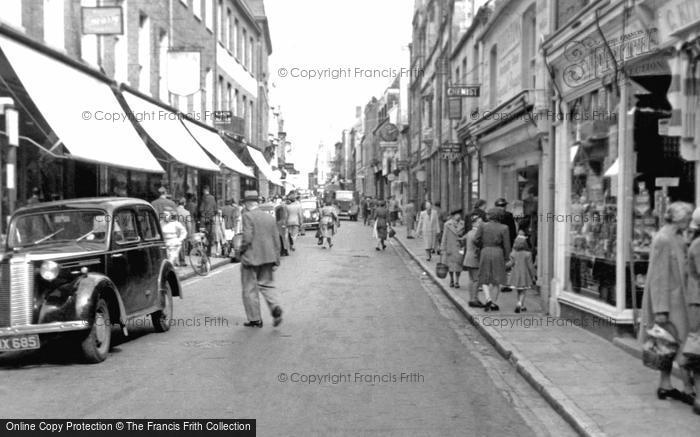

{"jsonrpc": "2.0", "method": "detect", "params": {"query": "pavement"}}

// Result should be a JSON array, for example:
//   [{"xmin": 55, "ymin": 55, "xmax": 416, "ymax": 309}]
[
  {"xmin": 390, "ymin": 223, "xmax": 700, "ymax": 436},
  {"xmin": 0, "ymin": 222, "xmax": 575, "ymax": 436}
]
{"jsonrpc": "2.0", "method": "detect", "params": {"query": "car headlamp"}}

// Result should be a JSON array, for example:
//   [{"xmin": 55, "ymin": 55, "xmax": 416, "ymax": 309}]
[{"xmin": 40, "ymin": 261, "xmax": 59, "ymax": 281}]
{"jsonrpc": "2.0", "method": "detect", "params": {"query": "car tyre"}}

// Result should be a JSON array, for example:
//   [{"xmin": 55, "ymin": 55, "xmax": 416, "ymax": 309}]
[
  {"xmin": 151, "ymin": 281, "xmax": 173, "ymax": 333},
  {"xmin": 80, "ymin": 297, "xmax": 111, "ymax": 363}
]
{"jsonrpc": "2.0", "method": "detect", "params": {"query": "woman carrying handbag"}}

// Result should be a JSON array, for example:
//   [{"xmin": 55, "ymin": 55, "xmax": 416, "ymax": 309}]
[
  {"xmin": 639, "ymin": 202, "xmax": 695, "ymax": 407},
  {"xmin": 684, "ymin": 207, "xmax": 700, "ymax": 414}
]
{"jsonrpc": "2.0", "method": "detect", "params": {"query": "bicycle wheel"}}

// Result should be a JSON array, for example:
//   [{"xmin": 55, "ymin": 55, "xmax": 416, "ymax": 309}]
[{"xmin": 189, "ymin": 246, "xmax": 210, "ymax": 276}]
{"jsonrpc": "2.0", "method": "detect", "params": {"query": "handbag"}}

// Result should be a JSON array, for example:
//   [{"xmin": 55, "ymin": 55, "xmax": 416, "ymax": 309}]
[
  {"xmin": 388, "ymin": 227, "xmax": 396, "ymax": 238},
  {"xmin": 682, "ymin": 331, "xmax": 700, "ymax": 370}
]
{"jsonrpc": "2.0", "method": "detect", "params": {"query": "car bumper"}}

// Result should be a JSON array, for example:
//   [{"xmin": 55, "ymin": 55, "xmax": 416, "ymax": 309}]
[{"xmin": 0, "ymin": 321, "xmax": 90, "ymax": 337}]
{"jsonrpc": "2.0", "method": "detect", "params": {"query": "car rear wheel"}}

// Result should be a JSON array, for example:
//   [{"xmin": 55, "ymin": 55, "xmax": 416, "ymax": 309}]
[
  {"xmin": 80, "ymin": 298, "xmax": 111, "ymax": 363},
  {"xmin": 151, "ymin": 282, "xmax": 173, "ymax": 333}
]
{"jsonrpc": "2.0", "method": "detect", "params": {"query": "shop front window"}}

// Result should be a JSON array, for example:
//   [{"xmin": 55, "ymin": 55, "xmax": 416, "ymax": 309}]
[
  {"xmin": 469, "ymin": 153, "xmax": 479, "ymax": 207},
  {"xmin": 566, "ymin": 100, "xmax": 618, "ymax": 305}
]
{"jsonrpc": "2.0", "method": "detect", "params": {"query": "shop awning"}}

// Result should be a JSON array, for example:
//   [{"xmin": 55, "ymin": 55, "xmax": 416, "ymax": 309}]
[
  {"xmin": 247, "ymin": 146, "xmax": 283, "ymax": 186},
  {"xmin": 0, "ymin": 35, "xmax": 163, "ymax": 173},
  {"xmin": 182, "ymin": 120, "xmax": 255, "ymax": 178},
  {"xmin": 122, "ymin": 91, "xmax": 220, "ymax": 172}
]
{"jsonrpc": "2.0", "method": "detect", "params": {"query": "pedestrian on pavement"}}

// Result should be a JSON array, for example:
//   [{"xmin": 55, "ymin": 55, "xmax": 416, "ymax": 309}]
[
  {"xmin": 403, "ymin": 199, "xmax": 417, "ymax": 239},
  {"xmin": 362, "ymin": 197, "xmax": 371, "ymax": 226},
  {"xmin": 495, "ymin": 198, "xmax": 517, "ymax": 246},
  {"xmin": 185, "ymin": 192, "xmax": 198, "ymax": 220},
  {"xmin": 372, "ymin": 200, "xmax": 390, "ymax": 251},
  {"xmin": 318, "ymin": 200, "xmax": 339, "ymax": 249},
  {"xmin": 27, "ymin": 187, "xmax": 41, "ymax": 205},
  {"xmin": 388, "ymin": 195, "xmax": 400, "ymax": 226},
  {"xmin": 239, "ymin": 190, "xmax": 283, "ymax": 328},
  {"xmin": 475, "ymin": 208, "xmax": 511, "ymax": 312},
  {"xmin": 433, "ymin": 201, "xmax": 447, "ymax": 255},
  {"xmin": 685, "ymin": 207, "xmax": 700, "ymax": 415},
  {"xmin": 416, "ymin": 200, "xmax": 440, "ymax": 261},
  {"xmin": 440, "ymin": 209, "xmax": 465, "ymax": 288},
  {"xmin": 198, "ymin": 186, "xmax": 217, "ymax": 256},
  {"xmin": 462, "ymin": 214, "xmax": 484, "ymax": 307},
  {"xmin": 274, "ymin": 196, "xmax": 290, "ymax": 256},
  {"xmin": 177, "ymin": 198, "xmax": 194, "ymax": 267},
  {"xmin": 152, "ymin": 186, "xmax": 178, "ymax": 220},
  {"xmin": 640, "ymin": 201, "xmax": 695, "ymax": 405},
  {"xmin": 285, "ymin": 193, "xmax": 304, "ymax": 252},
  {"xmin": 160, "ymin": 207, "xmax": 188, "ymax": 266},
  {"xmin": 509, "ymin": 231, "xmax": 537, "ymax": 313},
  {"xmin": 210, "ymin": 209, "xmax": 227, "ymax": 257}
]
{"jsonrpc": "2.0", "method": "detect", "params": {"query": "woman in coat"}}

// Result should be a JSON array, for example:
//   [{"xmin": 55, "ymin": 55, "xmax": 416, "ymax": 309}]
[
  {"xmin": 686, "ymin": 207, "xmax": 700, "ymax": 414},
  {"xmin": 462, "ymin": 214, "xmax": 483, "ymax": 307},
  {"xmin": 440, "ymin": 209, "xmax": 465, "ymax": 288},
  {"xmin": 318, "ymin": 200, "xmax": 338, "ymax": 249},
  {"xmin": 416, "ymin": 200, "xmax": 440, "ymax": 261},
  {"xmin": 640, "ymin": 201, "xmax": 694, "ymax": 405},
  {"xmin": 475, "ymin": 208, "xmax": 511, "ymax": 311},
  {"xmin": 372, "ymin": 200, "xmax": 390, "ymax": 251}
]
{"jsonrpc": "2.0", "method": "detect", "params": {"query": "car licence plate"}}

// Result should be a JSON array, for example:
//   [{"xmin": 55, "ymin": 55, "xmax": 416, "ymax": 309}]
[{"xmin": 0, "ymin": 334, "xmax": 40, "ymax": 351}]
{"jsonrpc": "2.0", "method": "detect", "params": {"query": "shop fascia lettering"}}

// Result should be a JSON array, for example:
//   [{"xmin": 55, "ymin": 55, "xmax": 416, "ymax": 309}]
[{"xmin": 563, "ymin": 29, "xmax": 659, "ymax": 89}]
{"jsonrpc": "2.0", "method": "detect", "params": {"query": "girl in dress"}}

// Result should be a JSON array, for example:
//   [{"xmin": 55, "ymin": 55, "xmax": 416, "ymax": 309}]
[{"xmin": 509, "ymin": 230, "xmax": 537, "ymax": 313}]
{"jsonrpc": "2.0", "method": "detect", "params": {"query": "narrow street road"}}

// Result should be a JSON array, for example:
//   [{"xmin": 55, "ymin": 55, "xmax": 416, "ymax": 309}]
[{"xmin": 0, "ymin": 222, "xmax": 575, "ymax": 437}]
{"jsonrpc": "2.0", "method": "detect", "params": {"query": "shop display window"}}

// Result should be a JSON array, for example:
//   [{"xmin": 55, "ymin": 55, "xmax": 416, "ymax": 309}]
[{"xmin": 566, "ymin": 100, "xmax": 619, "ymax": 305}]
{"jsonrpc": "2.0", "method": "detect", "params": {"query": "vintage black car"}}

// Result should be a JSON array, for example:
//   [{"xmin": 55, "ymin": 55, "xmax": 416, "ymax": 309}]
[
  {"xmin": 0, "ymin": 198, "xmax": 182, "ymax": 363},
  {"xmin": 300, "ymin": 197, "xmax": 321, "ymax": 231}
]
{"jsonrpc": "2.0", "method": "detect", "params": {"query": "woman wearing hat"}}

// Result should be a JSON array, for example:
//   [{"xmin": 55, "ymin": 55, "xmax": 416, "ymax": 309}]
[
  {"xmin": 684, "ymin": 206, "xmax": 700, "ymax": 414},
  {"xmin": 440, "ymin": 209, "xmax": 465, "ymax": 287},
  {"xmin": 640, "ymin": 201, "xmax": 694, "ymax": 406},
  {"xmin": 474, "ymin": 208, "xmax": 511, "ymax": 311}
]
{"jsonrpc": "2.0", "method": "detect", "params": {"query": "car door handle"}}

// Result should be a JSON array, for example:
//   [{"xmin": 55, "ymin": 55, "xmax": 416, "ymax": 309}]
[{"xmin": 112, "ymin": 253, "xmax": 124, "ymax": 258}]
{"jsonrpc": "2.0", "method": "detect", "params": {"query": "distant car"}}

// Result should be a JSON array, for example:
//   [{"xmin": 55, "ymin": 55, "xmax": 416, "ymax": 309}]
[
  {"xmin": 335, "ymin": 190, "xmax": 359, "ymax": 221},
  {"xmin": 300, "ymin": 198, "xmax": 321, "ymax": 231},
  {"xmin": 0, "ymin": 197, "xmax": 182, "ymax": 363}
]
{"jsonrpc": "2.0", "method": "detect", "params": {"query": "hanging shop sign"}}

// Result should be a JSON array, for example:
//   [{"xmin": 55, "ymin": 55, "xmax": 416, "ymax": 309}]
[
  {"xmin": 440, "ymin": 143, "xmax": 462, "ymax": 160},
  {"xmin": 378, "ymin": 123, "xmax": 400, "ymax": 142},
  {"xmin": 448, "ymin": 97, "xmax": 462, "ymax": 120},
  {"xmin": 446, "ymin": 85, "xmax": 480, "ymax": 97},
  {"xmin": 81, "ymin": 7, "xmax": 123, "ymax": 35},
  {"xmin": 167, "ymin": 50, "xmax": 202, "ymax": 96}
]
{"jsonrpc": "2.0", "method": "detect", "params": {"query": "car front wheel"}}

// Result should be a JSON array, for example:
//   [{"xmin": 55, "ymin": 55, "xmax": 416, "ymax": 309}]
[
  {"xmin": 80, "ymin": 297, "xmax": 111, "ymax": 363},
  {"xmin": 151, "ymin": 282, "xmax": 173, "ymax": 333}
]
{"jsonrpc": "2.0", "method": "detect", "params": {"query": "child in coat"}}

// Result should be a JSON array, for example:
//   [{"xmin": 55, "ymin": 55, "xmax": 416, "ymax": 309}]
[{"xmin": 509, "ymin": 230, "xmax": 537, "ymax": 313}]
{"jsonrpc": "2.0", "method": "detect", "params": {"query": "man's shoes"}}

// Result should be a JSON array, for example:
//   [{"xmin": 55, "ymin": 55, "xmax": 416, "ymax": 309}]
[
  {"xmin": 272, "ymin": 307, "xmax": 283, "ymax": 327},
  {"xmin": 501, "ymin": 286, "xmax": 513, "ymax": 292},
  {"xmin": 243, "ymin": 320, "xmax": 263, "ymax": 328},
  {"xmin": 468, "ymin": 300, "xmax": 484, "ymax": 308}
]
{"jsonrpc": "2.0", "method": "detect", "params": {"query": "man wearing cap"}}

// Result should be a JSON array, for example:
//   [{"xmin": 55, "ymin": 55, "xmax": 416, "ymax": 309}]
[
  {"xmin": 239, "ymin": 190, "xmax": 283, "ymax": 328},
  {"xmin": 495, "ymin": 198, "xmax": 517, "ymax": 246},
  {"xmin": 152, "ymin": 186, "xmax": 178, "ymax": 220}
]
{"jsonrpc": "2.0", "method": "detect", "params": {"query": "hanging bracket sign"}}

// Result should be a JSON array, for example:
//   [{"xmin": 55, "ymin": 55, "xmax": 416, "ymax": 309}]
[
  {"xmin": 446, "ymin": 85, "xmax": 480, "ymax": 97},
  {"xmin": 81, "ymin": 7, "xmax": 123, "ymax": 35}
]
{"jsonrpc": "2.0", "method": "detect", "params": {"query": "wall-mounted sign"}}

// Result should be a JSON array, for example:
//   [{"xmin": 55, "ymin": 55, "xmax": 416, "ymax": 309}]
[
  {"xmin": 447, "ymin": 85, "xmax": 480, "ymax": 97},
  {"xmin": 167, "ymin": 50, "xmax": 202, "ymax": 96},
  {"xmin": 81, "ymin": 7, "xmax": 123, "ymax": 35},
  {"xmin": 448, "ymin": 97, "xmax": 462, "ymax": 120}
]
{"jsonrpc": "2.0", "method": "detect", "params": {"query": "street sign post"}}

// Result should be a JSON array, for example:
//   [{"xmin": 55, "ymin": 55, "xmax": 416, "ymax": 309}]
[{"xmin": 446, "ymin": 85, "xmax": 480, "ymax": 97}]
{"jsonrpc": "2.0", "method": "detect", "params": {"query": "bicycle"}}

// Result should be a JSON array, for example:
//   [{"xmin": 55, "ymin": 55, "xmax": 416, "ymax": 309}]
[{"xmin": 189, "ymin": 227, "xmax": 211, "ymax": 276}]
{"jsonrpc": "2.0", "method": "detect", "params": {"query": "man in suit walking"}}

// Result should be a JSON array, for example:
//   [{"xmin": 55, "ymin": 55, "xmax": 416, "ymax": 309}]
[
  {"xmin": 285, "ymin": 192, "xmax": 304, "ymax": 251},
  {"xmin": 198, "ymin": 186, "xmax": 217, "ymax": 256},
  {"xmin": 239, "ymin": 190, "xmax": 283, "ymax": 328}
]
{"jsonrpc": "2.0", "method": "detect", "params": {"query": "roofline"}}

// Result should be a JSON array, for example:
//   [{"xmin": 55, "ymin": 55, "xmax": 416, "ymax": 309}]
[{"xmin": 235, "ymin": 0, "xmax": 263, "ymax": 36}]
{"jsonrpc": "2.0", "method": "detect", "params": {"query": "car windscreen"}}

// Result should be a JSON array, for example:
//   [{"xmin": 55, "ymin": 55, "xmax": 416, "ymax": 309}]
[
  {"xmin": 7, "ymin": 209, "xmax": 110, "ymax": 249},
  {"xmin": 335, "ymin": 191, "xmax": 354, "ymax": 201}
]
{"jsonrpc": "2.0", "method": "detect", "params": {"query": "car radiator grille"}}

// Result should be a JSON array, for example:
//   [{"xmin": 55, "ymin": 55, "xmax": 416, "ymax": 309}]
[
  {"xmin": 0, "ymin": 263, "xmax": 9, "ymax": 327},
  {"xmin": 0, "ymin": 259, "xmax": 33, "ymax": 327}
]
